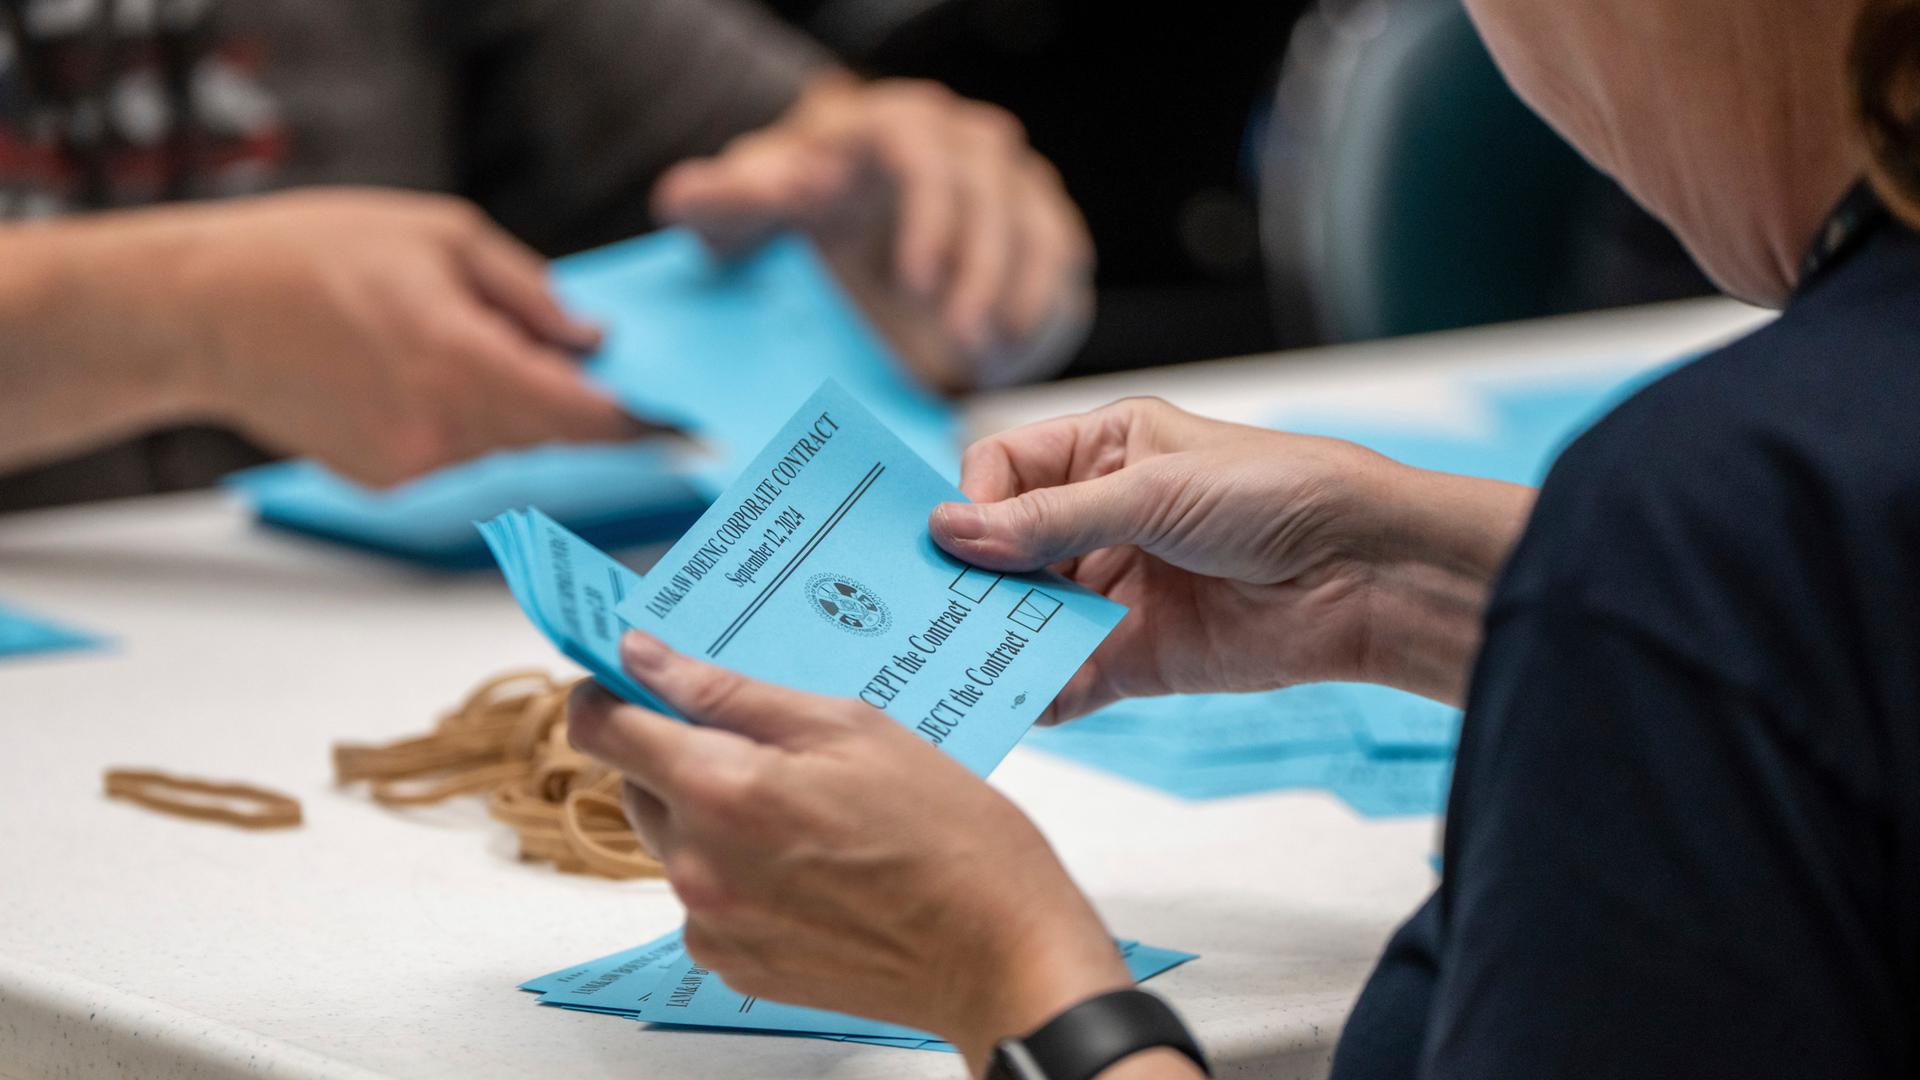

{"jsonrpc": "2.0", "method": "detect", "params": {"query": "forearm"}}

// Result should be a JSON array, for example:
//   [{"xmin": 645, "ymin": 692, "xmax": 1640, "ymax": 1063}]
[
  {"xmin": 1359, "ymin": 464, "xmax": 1537, "ymax": 706},
  {"xmin": 0, "ymin": 219, "xmax": 211, "ymax": 471}
]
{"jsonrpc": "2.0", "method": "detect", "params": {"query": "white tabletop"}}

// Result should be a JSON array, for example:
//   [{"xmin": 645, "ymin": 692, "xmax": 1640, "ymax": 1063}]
[{"xmin": 0, "ymin": 298, "xmax": 1769, "ymax": 1080}]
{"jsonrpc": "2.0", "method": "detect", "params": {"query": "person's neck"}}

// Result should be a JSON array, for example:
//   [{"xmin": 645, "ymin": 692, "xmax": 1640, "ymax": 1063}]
[
  {"xmin": 1762, "ymin": 143, "xmax": 1864, "ymax": 299},
  {"xmin": 1649, "ymin": 103, "xmax": 1860, "ymax": 307},
  {"xmin": 1711, "ymin": 15, "xmax": 1866, "ymax": 305}
]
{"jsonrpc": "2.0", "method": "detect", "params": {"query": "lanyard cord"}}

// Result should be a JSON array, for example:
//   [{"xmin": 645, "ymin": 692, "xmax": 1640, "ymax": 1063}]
[{"xmin": 1798, "ymin": 180, "xmax": 1890, "ymax": 292}]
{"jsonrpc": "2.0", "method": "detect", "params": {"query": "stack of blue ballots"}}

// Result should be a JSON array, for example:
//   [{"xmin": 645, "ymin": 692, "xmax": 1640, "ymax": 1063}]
[
  {"xmin": 1027, "ymin": 362, "xmax": 1684, "ymax": 816},
  {"xmin": 485, "ymin": 380, "xmax": 1183, "ymax": 1046},
  {"xmin": 231, "ymin": 229, "xmax": 959, "ymax": 569},
  {"xmin": 481, "ymin": 378, "xmax": 1126, "ymax": 774},
  {"xmin": 520, "ymin": 928, "xmax": 1195, "ymax": 1052},
  {"xmin": 1030, "ymin": 683, "xmax": 1461, "ymax": 814},
  {"xmin": 0, "ymin": 600, "xmax": 102, "ymax": 660}
]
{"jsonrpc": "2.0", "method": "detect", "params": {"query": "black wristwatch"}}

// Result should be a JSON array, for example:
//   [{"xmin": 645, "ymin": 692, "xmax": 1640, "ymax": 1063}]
[{"xmin": 985, "ymin": 989, "xmax": 1209, "ymax": 1080}]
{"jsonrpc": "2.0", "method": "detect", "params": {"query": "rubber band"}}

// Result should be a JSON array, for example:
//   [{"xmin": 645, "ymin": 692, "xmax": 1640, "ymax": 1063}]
[
  {"xmin": 334, "ymin": 671, "xmax": 664, "ymax": 881},
  {"xmin": 103, "ymin": 769, "xmax": 303, "ymax": 830},
  {"xmin": 562, "ymin": 788, "xmax": 661, "ymax": 879}
]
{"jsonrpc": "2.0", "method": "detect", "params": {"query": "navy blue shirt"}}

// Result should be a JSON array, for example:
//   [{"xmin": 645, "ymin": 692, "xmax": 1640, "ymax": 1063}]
[{"xmin": 1332, "ymin": 215, "xmax": 1920, "ymax": 1078}]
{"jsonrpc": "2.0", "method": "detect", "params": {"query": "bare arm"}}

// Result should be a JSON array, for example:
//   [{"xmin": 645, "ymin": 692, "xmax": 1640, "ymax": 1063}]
[
  {"xmin": 0, "ymin": 219, "xmax": 212, "ymax": 472},
  {"xmin": 0, "ymin": 190, "xmax": 640, "ymax": 486}
]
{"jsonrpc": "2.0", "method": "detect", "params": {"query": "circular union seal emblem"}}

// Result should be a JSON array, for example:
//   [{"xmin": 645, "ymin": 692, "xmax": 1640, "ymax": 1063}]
[{"xmin": 803, "ymin": 572, "xmax": 891, "ymax": 636}]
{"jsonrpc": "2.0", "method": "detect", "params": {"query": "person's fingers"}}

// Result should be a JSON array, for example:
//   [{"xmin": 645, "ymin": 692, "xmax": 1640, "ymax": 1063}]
[
  {"xmin": 485, "ymin": 347, "xmax": 647, "ymax": 447},
  {"xmin": 929, "ymin": 467, "xmax": 1161, "ymax": 572},
  {"xmin": 1037, "ymin": 659, "xmax": 1120, "ymax": 726},
  {"xmin": 619, "ymin": 779, "xmax": 672, "ymax": 858},
  {"xmin": 998, "ymin": 163, "xmax": 1090, "ymax": 346},
  {"xmin": 619, "ymin": 631, "xmax": 851, "ymax": 747},
  {"xmin": 939, "ymin": 119, "xmax": 1020, "ymax": 352},
  {"xmin": 459, "ymin": 225, "xmax": 602, "ymax": 353},
  {"xmin": 954, "ymin": 434, "xmax": 1027, "ymax": 505},
  {"xmin": 870, "ymin": 121, "xmax": 959, "ymax": 300},
  {"xmin": 430, "ymin": 301, "xmax": 652, "ymax": 451},
  {"xmin": 952, "ymin": 406, "xmax": 1122, "ymax": 504},
  {"xmin": 654, "ymin": 134, "xmax": 856, "ymax": 255},
  {"xmin": 652, "ymin": 159, "xmax": 779, "ymax": 254},
  {"xmin": 566, "ymin": 679, "xmax": 719, "ymax": 798}
]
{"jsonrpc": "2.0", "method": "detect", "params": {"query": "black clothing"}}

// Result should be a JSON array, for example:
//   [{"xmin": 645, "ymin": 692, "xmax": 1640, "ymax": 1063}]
[{"xmin": 1333, "ymin": 214, "xmax": 1920, "ymax": 1078}]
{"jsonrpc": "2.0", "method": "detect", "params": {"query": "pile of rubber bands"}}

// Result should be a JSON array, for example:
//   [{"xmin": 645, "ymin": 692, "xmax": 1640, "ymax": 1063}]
[
  {"xmin": 101, "ymin": 670, "xmax": 660, "ymax": 880},
  {"xmin": 330, "ymin": 670, "xmax": 664, "ymax": 880}
]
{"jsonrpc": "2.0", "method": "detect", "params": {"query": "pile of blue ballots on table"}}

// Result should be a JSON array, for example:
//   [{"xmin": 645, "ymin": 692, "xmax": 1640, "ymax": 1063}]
[
  {"xmin": 1026, "ymin": 363, "xmax": 1683, "ymax": 817},
  {"xmin": 520, "ymin": 927, "xmax": 1194, "ymax": 1052},
  {"xmin": 0, "ymin": 600, "xmax": 102, "ymax": 660},
  {"xmin": 229, "ymin": 228, "xmax": 958, "ymax": 569}
]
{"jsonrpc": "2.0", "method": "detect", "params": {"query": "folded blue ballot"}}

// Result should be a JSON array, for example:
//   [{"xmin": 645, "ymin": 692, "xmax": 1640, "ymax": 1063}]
[
  {"xmin": 482, "ymin": 379, "xmax": 1126, "ymax": 778},
  {"xmin": 233, "ymin": 229, "xmax": 959, "ymax": 566},
  {"xmin": 520, "ymin": 929, "xmax": 1197, "ymax": 1052},
  {"xmin": 230, "ymin": 445, "xmax": 706, "ymax": 570},
  {"xmin": 557, "ymin": 229, "xmax": 960, "ymax": 487},
  {"xmin": 0, "ymin": 601, "xmax": 102, "ymax": 660}
]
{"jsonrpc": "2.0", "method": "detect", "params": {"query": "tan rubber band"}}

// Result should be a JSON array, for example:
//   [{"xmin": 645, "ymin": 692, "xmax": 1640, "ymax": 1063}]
[
  {"xmin": 103, "ymin": 769, "xmax": 303, "ymax": 830},
  {"xmin": 561, "ymin": 788, "xmax": 661, "ymax": 879},
  {"xmin": 334, "ymin": 670, "xmax": 664, "ymax": 880}
]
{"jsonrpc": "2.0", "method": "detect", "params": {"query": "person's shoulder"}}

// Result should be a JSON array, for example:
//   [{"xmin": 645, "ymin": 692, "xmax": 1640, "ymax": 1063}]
[
  {"xmin": 1535, "ymin": 219, "xmax": 1920, "ymax": 570},
  {"xmin": 1498, "ymin": 267, "xmax": 1920, "ymax": 691}
]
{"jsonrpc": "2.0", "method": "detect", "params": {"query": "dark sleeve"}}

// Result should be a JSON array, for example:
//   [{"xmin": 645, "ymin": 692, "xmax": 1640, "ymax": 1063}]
[
  {"xmin": 1330, "ymin": 893, "xmax": 1443, "ymax": 1080},
  {"xmin": 1420, "ymin": 600, "xmax": 1908, "ymax": 1080},
  {"xmin": 452, "ymin": 0, "xmax": 832, "ymax": 255}
]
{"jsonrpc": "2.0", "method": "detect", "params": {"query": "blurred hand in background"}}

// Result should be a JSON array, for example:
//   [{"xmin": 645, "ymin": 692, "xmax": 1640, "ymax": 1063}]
[
  {"xmin": 652, "ymin": 76, "xmax": 1094, "ymax": 392},
  {"xmin": 0, "ymin": 189, "xmax": 645, "ymax": 487}
]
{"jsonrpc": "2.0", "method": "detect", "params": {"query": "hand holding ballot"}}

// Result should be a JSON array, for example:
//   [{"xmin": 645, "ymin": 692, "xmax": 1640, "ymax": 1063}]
[
  {"xmin": 567, "ymin": 640, "xmax": 1135, "ymax": 1065},
  {"xmin": 653, "ymin": 77, "xmax": 1093, "ymax": 391},
  {"xmin": 484, "ymin": 381, "xmax": 1157, "ymax": 1065},
  {"xmin": 0, "ymin": 189, "xmax": 643, "ymax": 487},
  {"xmin": 928, "ymin": 397, "xmax": 1541, "ymax": 713}
]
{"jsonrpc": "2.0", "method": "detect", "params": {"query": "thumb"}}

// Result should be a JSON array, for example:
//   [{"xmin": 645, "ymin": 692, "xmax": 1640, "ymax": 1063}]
[
  {"xmin": 929, "ymin": 469, "xmax": 1156, "ymax": 571},
  {"xmin": 619, "ymin": 631, "xmax": 839, "ymax": 747},
  {"xmin": 652, "ymin": 160, "xmax": 779, "ymax": 256}
]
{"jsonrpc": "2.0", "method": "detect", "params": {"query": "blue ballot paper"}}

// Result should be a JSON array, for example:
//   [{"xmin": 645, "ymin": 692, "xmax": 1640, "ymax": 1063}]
[
  {"xmin": 231, "ymin": 445, "xmax": 706, "ymax": 570},
  {"xmin": 0, "ymin": 601, "xmax": 103, "ymax": 660},
  {"xmin": 483, "ymin": 380, "xmax": 1126, "ymax": 778},
  {"xmin": 522, "ymin": 931, "xmax": 1197, "ymax": 1052},
  {"xmin": 626, "ymin": 938, "xmax": 1197, "ymax": 1044},
  {"xmin": 525, "ymin": 929, "xmax": 686, "ymax": 1004},
  {"xmin": 233, "ymin": 229, "xmax": 959, "ymax": 565},
  {"xmin": 1029, "ymin": 682, "xmax": 1459, "ymax": 813},
  {"xmin": 557, "ymin": 229, "xmax": 961, "ymax": 487}
]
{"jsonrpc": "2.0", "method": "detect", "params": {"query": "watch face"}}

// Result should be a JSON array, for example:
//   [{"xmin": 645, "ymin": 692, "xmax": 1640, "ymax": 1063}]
[{"xmin": 990, "ymin": 1040, "xmax": 1050, "ymax": 1080}]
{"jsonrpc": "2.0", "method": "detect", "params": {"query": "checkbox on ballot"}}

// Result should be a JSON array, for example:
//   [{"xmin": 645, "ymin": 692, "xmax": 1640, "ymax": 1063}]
[
  {"xmin": 1009, "ymin": 589, "xmax": 1063, "ymax": 633},
  {"xmin": 949, "ymin": 566, "xmax": 1003, "ymax": 603}
]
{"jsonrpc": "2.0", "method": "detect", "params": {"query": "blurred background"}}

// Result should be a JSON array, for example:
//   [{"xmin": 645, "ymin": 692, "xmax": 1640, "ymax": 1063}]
[{"xmin": 762, "ymin": 0, "xmax": 1712, "ymax": 375}]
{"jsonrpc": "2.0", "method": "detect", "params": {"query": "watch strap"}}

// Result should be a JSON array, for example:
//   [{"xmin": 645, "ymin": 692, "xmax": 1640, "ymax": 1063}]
[{"xmin": 990, "ymin": 988, "xmax": 1208, "ymax": 1080}]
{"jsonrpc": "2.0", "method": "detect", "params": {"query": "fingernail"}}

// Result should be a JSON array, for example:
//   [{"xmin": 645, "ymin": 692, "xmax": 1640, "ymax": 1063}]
[
  {"xmin": 621, "ymin": 631, "xmax": 669, "ymax": 672},
  {"xmin": 937, "ymin": 502, "xmax": 986, "ymax": 542}
]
